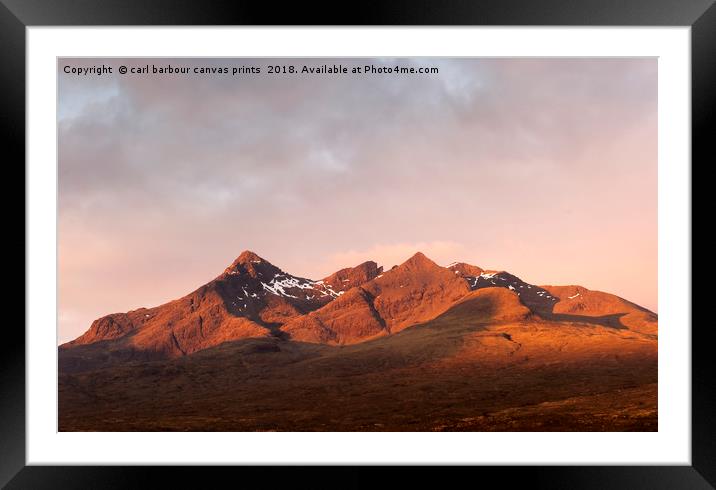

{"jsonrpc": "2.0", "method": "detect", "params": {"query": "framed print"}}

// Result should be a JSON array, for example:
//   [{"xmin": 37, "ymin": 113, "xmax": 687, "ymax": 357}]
[{"xmin": 4, "ymin": 0, "xmax": 714, "ymax": 487}]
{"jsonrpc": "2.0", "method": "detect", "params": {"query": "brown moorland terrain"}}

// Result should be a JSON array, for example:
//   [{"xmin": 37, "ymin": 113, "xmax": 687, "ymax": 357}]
[{"xmin": 59, "ymin": 251, "xmax": 657, "ymax": 431}]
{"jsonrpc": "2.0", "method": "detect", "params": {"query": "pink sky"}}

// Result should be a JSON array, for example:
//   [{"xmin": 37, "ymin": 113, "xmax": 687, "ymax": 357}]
[{"xmin": 58, "ymin": 58, "xmax": 657, "ymax": 343}]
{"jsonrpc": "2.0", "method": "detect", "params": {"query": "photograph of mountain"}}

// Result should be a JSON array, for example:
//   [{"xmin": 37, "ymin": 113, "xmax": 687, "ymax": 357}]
[{"xmin": 58, "ymin": 58, "xmax": 657, "ymax": 431}]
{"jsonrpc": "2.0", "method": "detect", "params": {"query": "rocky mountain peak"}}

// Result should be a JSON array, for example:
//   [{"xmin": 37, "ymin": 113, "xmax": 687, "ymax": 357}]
[
  {"xmin": 223, "ymin": 250, "xmax": 280, "ymax": 278},
  {"xmin": 400, "ymin": 251, "xmax": 441, "ymax": 271}
]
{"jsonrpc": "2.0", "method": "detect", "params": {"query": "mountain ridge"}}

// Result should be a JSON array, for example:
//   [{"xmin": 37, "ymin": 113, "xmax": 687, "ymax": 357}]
[{"xmin": 61, "ymin": 250, "xmax": 657, "ymax": 359}]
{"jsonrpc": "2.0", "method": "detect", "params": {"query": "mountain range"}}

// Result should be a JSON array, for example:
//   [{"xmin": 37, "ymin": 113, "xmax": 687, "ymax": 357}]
[
  {"xmin": 59, "ymin": 250, "xmax": 658, "ymax": 431},
  {"xmin": 62, "ymin": 250, "xmax": 657, "ymax": 355}
]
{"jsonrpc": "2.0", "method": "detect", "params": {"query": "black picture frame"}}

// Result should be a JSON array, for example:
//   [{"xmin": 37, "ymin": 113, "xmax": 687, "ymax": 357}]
[{"xmin": 3, "ymin": 1, "xmax": 712, "ymax": 488}]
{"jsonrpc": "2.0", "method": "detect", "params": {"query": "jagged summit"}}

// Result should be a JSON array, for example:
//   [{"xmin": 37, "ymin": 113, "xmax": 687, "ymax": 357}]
[
  {"xmin": 399, "ymin": 251, "xmax": 442, "ymax": 271},
  {"xmin": 222, "ymin": 250, "xmax": 283, "ymax": 279},
  {"xmin": 237, "ymin": 250, "xmax": 265, "ymax": 263},
  {"xmin": 320, "ymin": 260, "xmax": 383, "ymax": 294},
  {"xmin": 225, "ymin": 250, "xmax": 269, "ymax": 270}
]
